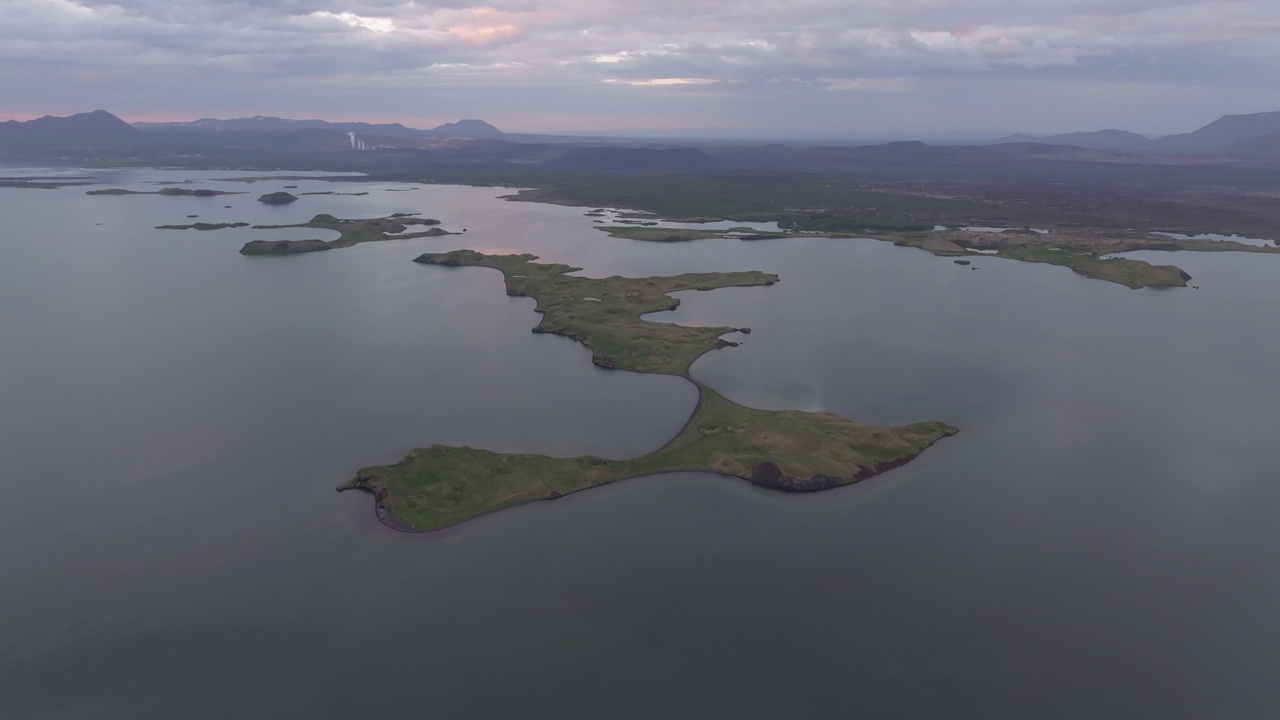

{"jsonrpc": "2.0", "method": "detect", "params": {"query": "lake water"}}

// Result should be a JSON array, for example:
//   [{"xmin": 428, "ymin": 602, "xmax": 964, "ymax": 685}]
[{"xmin": 3, "ymin": 169, "xmax": 1280, "ymax": 718}]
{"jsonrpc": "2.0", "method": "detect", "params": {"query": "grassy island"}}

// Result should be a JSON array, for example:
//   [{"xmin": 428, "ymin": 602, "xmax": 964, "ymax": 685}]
[
  {"xmin": 156, "ymin": 222, "xmax": 250, "ymax": 230},
  {"xmin": 87, "ymin": 187, "xmax": 244, "ymax": 197},
  {"xmin": 340, "ymin": 249, "xmax": 957, "ymax": 532},
  {"xmin": 257, "ymin": 191, "xmax": 299, "ymax": 205},
  {"xmin": 239, "ymin": 213, "xmax": 454, "ymax": 255},
  {"xmin": 597, "ymin": 226, "xmax": 789, "ymax": 243}
]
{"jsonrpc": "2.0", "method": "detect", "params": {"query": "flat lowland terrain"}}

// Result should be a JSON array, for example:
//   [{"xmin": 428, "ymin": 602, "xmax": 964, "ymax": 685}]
[
  {"xmin": 342, "ymin": 249, "xmax": 957, "ymax": 531},
  {"xmin": 238, "ymin": 213, "xmax": 453, "ymax": 255}
]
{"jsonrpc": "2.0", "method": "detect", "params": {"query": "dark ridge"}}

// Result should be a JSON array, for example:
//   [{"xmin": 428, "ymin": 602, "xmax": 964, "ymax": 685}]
[
  {"xmin": 1223, "ymin": 132, "xmax": 1280, "ymax": 158},
  {"xmin": 0, "ymin": 110, "xmax": 141, "ymax": 147},
  {"xmin": 989, "ymin": 129, "xmax": 1153, "ymax": 153},
  {"xmin": 425, "ymin": 119, "xmax": 505, "ymax": 138},
  {"xmin": 1153, "ymin": 111, "xmax": 1280, "ymax": 154}
]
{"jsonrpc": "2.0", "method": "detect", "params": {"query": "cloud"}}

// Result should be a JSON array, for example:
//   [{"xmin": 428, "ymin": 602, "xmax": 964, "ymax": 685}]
[
  {"xmin": 311, "ymin": 11, "xmax": 397, "ymax": 33},
  {"xmin": 603, "ymin": 77, "xmax": 719, "ymax": 86},
  {"xmin": 0, "ymin": 0, "xmax": 1277, "ymax": 133}
]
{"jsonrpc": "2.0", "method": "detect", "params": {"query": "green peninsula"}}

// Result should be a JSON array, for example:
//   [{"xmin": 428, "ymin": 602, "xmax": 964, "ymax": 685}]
[
  {"xmin": 880, "ymin": 227, "xmax": 1280, "ymax": 289},
  {"xmin": 597, "ymin": 220, "xmax": 1280, "ymax": 289},
  {"xmin": 239, "ymin": 213, "xmax": 454, "ymax": 255},
  {"xmin": 415, "ymin": 249, "xmax": 774, "ymax": 375},
  {"xmin": 339, "ymin": 249, "xmax": 957, "ymax": 531}
]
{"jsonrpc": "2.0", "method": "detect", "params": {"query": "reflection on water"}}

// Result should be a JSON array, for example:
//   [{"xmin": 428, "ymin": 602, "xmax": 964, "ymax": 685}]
[{"xmin": 2, "ymin": 169, "xmax": 1280, "ymax": 719}]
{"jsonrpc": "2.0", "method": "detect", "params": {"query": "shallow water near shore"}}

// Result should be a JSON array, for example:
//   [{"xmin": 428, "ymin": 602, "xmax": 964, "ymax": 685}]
[{"xmin": 3, "ymin": 169, "xmax": 1280, "ymax": 719}]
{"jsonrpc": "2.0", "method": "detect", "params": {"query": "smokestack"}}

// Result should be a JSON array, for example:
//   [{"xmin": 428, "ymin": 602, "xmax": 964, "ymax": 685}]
[{"xmin": 347, "ymin": 131, "xmax": 356, "ymax": 149}]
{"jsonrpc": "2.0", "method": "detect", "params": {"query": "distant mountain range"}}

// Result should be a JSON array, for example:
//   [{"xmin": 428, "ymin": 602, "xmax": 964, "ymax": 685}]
[
  {"xmin": 134, "ymin": 115, "xmax": 506, "ymax": 140},
  {"xmin": 992, "ymin": 111, "xmax": 1280, "ymax": 157},
  {"xmin": 5, "ymin": 109, "xmax": 1280, "ymax": 166}
]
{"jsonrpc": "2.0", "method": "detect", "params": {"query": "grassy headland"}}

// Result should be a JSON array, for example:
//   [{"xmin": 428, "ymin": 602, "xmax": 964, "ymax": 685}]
[{"xmin": 342, "ymin": 249, "xmax": 957, "ymax": 531}]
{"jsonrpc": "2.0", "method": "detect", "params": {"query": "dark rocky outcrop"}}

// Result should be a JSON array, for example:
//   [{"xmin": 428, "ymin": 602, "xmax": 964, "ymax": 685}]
[
  {"xmin": 747, "ymin": 433, "xmax": 956, "ymax": 492},
  {"xmin": 748, "ymin": 462, "xmax": 844, "ymax": 491}
]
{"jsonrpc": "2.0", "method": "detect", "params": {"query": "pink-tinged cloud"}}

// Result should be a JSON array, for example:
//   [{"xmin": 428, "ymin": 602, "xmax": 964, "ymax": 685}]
[{"xmin": 446, "ymin": 8, "xmax": 525, "ymax": 46}]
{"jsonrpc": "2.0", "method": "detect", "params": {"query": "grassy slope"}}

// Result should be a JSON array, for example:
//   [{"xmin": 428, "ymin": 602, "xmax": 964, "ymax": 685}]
[
  {"xmin": 343, "ymin": 250, "xmax": 956, "ymax": 531},
  {"xmin": 626, "ymin": 386, "xmax": 957, "ymax": 484},
  {"xmin": 239, "ymin": 213, "xmax": 452, "ymax": 255}
]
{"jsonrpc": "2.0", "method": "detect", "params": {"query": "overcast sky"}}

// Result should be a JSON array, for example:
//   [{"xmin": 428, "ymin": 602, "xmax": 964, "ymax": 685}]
[{"xmin": 2, "ymin": 0, "xmax": 1277, "ymax": 137}]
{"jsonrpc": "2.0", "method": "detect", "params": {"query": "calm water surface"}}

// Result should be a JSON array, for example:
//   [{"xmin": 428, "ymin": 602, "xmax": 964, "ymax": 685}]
[{"xmin": 2, "ymin": 169, "xmax": 1279, "ymax": 718}]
